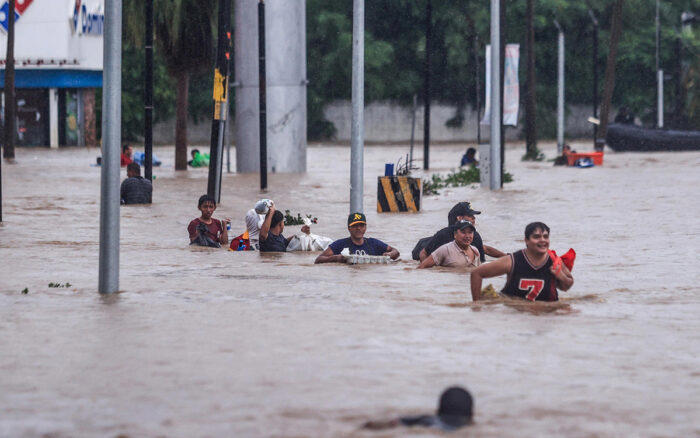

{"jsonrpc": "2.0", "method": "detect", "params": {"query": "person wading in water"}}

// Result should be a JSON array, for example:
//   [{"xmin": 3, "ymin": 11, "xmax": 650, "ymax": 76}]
[{"xmin": 470, "ymin": 222, "xmax": 573, "ymax": 301}]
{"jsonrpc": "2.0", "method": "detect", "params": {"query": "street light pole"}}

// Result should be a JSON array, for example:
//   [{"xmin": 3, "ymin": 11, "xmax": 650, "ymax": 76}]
[
  {"xmin": 656, "ymin": 0, "xmax": 664, "ymax": 128},
  {"xmin": 489, "ymin": 0, "xmax": 502, "ymax": 190},
  {"xmin": 554, "ymin": 20, "xmax": 565, "ymax": 154},
  {"xmin": 350, "ymin": 0, "xmax": 364, "ymax": 213}
]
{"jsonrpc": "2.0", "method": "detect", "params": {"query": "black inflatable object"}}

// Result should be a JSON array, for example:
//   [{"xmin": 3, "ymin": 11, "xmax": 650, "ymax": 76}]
[{"xmin": 606, "ymin": 124, "xmax": 700, "ymax": 151}]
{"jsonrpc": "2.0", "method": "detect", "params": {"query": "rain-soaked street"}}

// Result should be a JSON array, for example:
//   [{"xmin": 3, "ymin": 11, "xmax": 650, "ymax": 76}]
[{"xmin": 1, "ymin": 142, "xmax": 699, "ymax": 437}]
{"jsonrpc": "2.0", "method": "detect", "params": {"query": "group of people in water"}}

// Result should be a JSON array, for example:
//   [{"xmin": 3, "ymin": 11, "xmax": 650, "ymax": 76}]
[{"xmin": 187, "ymin": 195, "xmax": 575, "ymax": 303}]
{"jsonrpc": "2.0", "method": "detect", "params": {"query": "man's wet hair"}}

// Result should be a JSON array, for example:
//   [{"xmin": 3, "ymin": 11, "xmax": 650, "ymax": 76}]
[
  {"xmin": 465, "ymin": 147, "xmax": 476, "ymax": 157},
  {"xmin": 525, "ymin": 221, "xmax": 550, "ymax": 239},
  {"xmin": 270, "ymin": 210, "xmax": 284, "ymax": 229},
  {"xmin": 448, "ymin": 202, "xmax": 473, "ymax": 226},
  {"xmin": 437, "ymin": 386, "xmax": 473, "ymax": 427},
  {"xmin": 198, "ymin": 194, "xmax": 216, "ymax": 208},
  {"xmin": 122, "ymin": 144, "xmax": 131, "ymax": 153},
  {"xmin": 126, "ymin": 162, "xmax": 141, "ymax": 176},
  {"xmin": 191, "ymin": 148, "xmax": 200, "ymax": 157}
]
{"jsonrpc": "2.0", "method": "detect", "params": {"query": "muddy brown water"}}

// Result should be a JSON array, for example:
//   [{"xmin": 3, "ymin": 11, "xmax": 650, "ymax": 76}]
[{"xmin": 1, "ymin": 142, "xmax": 699, "ymax": 437}]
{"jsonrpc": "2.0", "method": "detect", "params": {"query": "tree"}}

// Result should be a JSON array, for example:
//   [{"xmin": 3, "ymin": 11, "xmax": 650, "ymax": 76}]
[
  {"xmin": 125, "ymin": 0, "xmax": 215, "ymax": 170},
  {"xmin": 524, "ymin": 0, "xmax": 538, "ymax": 158}
]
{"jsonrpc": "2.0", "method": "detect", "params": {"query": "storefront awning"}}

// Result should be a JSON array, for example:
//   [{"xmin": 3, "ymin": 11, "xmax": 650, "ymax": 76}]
[{"xmin": 0, "ymin": 69, "xmax": 102, "ymax": 88}]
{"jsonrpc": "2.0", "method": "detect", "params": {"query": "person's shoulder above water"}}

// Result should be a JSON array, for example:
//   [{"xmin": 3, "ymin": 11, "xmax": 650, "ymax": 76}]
[
  {"xmin": 328, "ymin": 237, "xmax": 352, "ymax": 254},
  {"xmin": 364, "ymin": 237, "xmax": 389, "ymax": 255}
]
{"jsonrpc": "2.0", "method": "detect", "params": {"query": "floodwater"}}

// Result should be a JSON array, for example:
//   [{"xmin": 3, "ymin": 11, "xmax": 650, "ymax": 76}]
[{"xmin": 1, "ymin": 142, "xmax": 699, "ymax": 437}]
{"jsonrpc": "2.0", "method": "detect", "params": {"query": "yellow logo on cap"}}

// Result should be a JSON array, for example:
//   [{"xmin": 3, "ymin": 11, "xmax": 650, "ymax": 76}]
[{"xmin": 354, "ymin": 214, "xmax": 362, "ymax": 220}]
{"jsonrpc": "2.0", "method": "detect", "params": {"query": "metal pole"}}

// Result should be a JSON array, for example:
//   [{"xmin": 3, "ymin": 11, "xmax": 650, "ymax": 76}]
[
  {"xmin": 489, "ymin": 0, "xmax": 501, "ymax": 190},
  {"xmin": 555, "ymin": 21, "xmax": 565, "ymax": 153},
  {"xmin": 656, "ymin": 0, "xmax": 663, "ymax": 128},
  {"xmin": 350, "ymin": 0, "xmax": 364, "ymax": 213},
  {"xmin": 499, "ymin": 0, "xmax": 505, "ymax": 187},
  {"xmin": 422, "ymin": 0, "xmax": 432, "ymax": 170},
  {"xmin": 99, "ymin": 0, "xmax": 122, "ymax": 294},
  {"xmin": 409, "ymin": 93, "xmax": 416, "ymax": 165},
  {"xmin": 3, "ymin": 0, "xmax": 16, "ymax": 161},
  {"xmin": 208, "ymin": 0, "xmax": 232, "ymax": 203},
  {"xmin": 144, "ymin": 0, "xmax": 153, "ymax": 185},
  {"xmin": 588, "ymin": 8, "xmax": 599, "ymax": 147},
  {"xmin": 474, "ymin": 34, "xmax": 481, "ymax": 145},
  {"xmin": 258, "ymin": 0, "xmax": 267, "ymax": 191}
]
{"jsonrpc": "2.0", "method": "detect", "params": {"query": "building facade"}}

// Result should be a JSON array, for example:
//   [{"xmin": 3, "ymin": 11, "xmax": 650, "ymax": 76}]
[{"xmin": 0, "ymin": 0, "xmax": 103, "ymax": 147}]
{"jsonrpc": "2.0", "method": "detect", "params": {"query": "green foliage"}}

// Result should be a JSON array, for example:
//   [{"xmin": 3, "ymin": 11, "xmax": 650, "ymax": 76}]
[
  {"xmin": 423, "ymin": 166, "xmax": 513, "ymax": 195},
  {"xmin": 522, "ymin": 148, "xmax": 545, "ymax": 161},
  {"xmin": 48, "ymin": 282, "xmax": 72, "ymax": 288},
  {"xmin": 283, "ymin": 210, "xmax": 318, "ymax": 226}
]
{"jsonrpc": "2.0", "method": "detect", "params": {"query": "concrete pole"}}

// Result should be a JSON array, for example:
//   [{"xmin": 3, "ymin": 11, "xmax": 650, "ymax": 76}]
[
  {"xmin": 234, "ymin": 0, "xmax": 306, "ymax": 174},
  {"xmin": 488, "ymin": 0, "xmax": 501, "ymax": 190},
  {"xmin": 656, "ymin": 0, "xmax": 663, "ymax": 128},
  {"xmin": 555, "ymin": 23, "xmax": 565, "ymax": 153},
  {"xmin": 350, "ymin": 0, "xmax": 364, "ymax": 213},
  {"xmin": 99, "ymin": 0, "xmax": 121, "ymax": 294}
]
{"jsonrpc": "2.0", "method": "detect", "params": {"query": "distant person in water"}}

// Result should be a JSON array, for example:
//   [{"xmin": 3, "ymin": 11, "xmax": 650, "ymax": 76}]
[
  {"xmin": 362, "ymin": 386, "xmax": 474, "ymax": 432},
  {"xmin": 188, "ymin": 149, "xmax": 209, "ymax": 167},
  {"xmin": 418, "ymin": 220, "xmax": 480, "ymax": 270},
  {"xmin": 120, "ymin": 144, "xmax": 133, "ymax": 167},
  {"xmin": 259, "ymin": 205, "xmax": 310, "ymax": 252},
  {"xmin": 314, "ymin": 213, "xmax": 399, "ymax": 263},
  {"xmin": 187, "ymin": 194, "xmax": 230, "ymax": 248},
  {"xmin": 460, "ymin": 147, "xmax": 478, "ymax": 167},
  {"xmin": 120, "ymin": 162, "xmax": 152, "ymax": 205},
  {"xmin": 470, "ymin": 222, "xmax": 573, "ymax": 301},
  {"xmin": 553, "ymin": 144, "xmax": 574, "ymax": 166},
  {"xmin": 614, "ymin": 106, "xmax": 634, "ymax": 124}
]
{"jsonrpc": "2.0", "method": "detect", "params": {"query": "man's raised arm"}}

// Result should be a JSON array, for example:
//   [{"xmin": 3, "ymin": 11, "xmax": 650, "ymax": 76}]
[{"xmin": 469, "ymin": 255, "xmax": 511, "ymax": 301}]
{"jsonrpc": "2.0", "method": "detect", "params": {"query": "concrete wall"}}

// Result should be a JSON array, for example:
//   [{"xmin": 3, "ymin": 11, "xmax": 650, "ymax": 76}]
[
  {"xmin": 152, "ymin": 101, "xmax": 598, "ymax": 145},
  {"xmin": 324, "ymin": 100, "xmax": 597, "ymax": 142}
]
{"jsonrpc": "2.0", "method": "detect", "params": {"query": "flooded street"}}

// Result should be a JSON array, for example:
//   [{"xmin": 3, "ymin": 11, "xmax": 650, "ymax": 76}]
[{"xmin": 1, "ymin": 142, "xmax": 699, "ymax": 437}]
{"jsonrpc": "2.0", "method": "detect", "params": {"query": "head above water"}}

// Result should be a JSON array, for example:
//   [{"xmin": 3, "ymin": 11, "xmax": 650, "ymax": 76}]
[
  {"xmin": 122, "ymin": 144, "xmax": 133, "ymax": 155},
  {"xmin": 191, "ymin": 149, "xmax": 200, "ymax": 158},
  {"xmin": 525, "ymin": 222, "xmax": 550, "ymax": 239},
  {"xmin": 465, "ymin": 147, "xmax": 476, "ymax": 157},
  {"xmin": 347, "ymin": 212, "xmax": 367, "ymax": 242},
  {"xmin": 270, "ymin": 210, "xmax": 285, "ymax": 231},
  {"xmin": 198, "ymin": 194, "xmax": 217, "ymax": 209},
  {"xmin": 448, "ymin": 202, "xmax": 481, "ymax": 226},
  {"xmin": 126, "ymin": 162, "xmax": 141, "ymax": 178},
  {"xmin": 437, "ymin": 386, "xmax": 473, "ymax": 429}
]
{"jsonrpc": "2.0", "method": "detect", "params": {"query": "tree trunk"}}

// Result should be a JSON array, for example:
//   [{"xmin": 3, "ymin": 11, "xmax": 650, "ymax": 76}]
[
  {"xmin": 598, "ymin": 0, "xmax": 625, "ymax": 149},
  {"xmin": 174, "ymin": 69, "xmax": 189, "ymax": 170},
  {"xmin": 3, "ymin": 0, "xmax": 16, "ymax": 159},
  {"xmin": 524, "ymin": 0, "xmax": 537, "ymax": 156}
]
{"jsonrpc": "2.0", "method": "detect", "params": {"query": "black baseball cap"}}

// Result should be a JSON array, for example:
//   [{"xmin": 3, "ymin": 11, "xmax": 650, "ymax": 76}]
[
  {"xmin": 348, "ymin": 212, "xmax": 367, "ymax": 226},
  {"xmin": 452, "ymin": 219, "xmax": 476, "ymax": 232},
  {"xmin": 448, "ymin": 202, "xmax": 481, "ymax": 226}
]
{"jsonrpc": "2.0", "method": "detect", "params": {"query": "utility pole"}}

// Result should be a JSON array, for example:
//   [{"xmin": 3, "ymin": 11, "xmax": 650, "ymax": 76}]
[
  {"xmin": 474, "ymin": 34, "xmax": 481, "ymax": 145},
  {"xmin": 524, "ymin": 0, "xmax": 537, "ymax": 158},
  {"xmin": 554, "ymin": 20, "xmax": 565, "ymax": 154},
  {"xmin": 588, "ymin": 8, "xmax": 599, "ymax": 148},
  {"xmin": 258, "ymin": 0, "xmax": 267, "ymax": 191},
  {"xmin": 656, "ymin": 0, "xmax": 663, "ymax": 128},
  {"xmin": 98, "ymin": 0, "xmax": 122, "ymax": 294},
  {"xmin": 144, "ymin": 0, "xmax": 153, "ymax": 185},
  {"xmin": 423, "ymin": 0, "xmax": 432, "ymax": 170},
  {"xmin": 488, "ymin": 0, "xmax": 502, "ymax": 190},
  {"xmin": 207, "ymin": 0, "xmax": 233, "ymax": 202},
  {"xmin": 350, "ymin": 0, "xmax": 364, "ymax": 212},
  {"xmin": 3, "ymin": 0, "xmax": 16, "ymax": 161}
]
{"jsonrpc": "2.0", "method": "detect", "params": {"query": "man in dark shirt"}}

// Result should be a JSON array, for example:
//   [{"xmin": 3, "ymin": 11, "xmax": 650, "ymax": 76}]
[
  {"xmin": 120, "ymin": 163, "xmax": 152, "ymax": 205},
  {"xmin": 415, "ymin": 202, "xmax": 505, "ymax": 262},
  {"xmin": 259, "ymin": 206, "xmax": 310, "ymax": 252},
  {"xmin": 315, "ymin": 212, "xmax": 399, "ymax": 263}
]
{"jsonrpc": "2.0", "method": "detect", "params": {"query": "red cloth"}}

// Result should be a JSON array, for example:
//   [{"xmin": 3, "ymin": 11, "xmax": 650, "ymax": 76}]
[
  {"xmin": 188, "ymin": 218, "xmax": 223, "ymax": 243},
  {"xmin": 121, "ymin": 153, "xmax": 133, "ymax": 167},
  {"xmin": 229, "ymin": 233, "xmax": 252, "ymax": 251},
  {"xmin": 548, "ymin": 248, "xmax": 576, "ymax": 272}
]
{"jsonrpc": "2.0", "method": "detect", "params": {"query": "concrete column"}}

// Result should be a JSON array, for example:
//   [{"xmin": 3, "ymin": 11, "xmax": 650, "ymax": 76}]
[
  {"xmin": 49, "ymin": 88, "xmax": 59, "ymax": 148},
  {"xmin": 235, "ymin": 0, "xmax": 306, "ymax": 173}
]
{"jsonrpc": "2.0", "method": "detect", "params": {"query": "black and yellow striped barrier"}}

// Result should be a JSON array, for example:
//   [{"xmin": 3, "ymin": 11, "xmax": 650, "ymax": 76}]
[{"xmin": 377, "ymin": 176, "xmax": 421, "ymax": 212}]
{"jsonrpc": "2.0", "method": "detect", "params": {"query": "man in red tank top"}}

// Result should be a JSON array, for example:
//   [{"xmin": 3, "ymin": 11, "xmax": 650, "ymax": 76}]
[{"xmin": 469, "ymin": 222, "xmax": 573, "ymax": 301}]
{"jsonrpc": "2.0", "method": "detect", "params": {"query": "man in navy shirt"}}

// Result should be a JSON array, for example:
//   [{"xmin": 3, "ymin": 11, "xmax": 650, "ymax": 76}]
[{"xmin": 315, "ymin": 212, "xmax": 399, "ymax": 263}]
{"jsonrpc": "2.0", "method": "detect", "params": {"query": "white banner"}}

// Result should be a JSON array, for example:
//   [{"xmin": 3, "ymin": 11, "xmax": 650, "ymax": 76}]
[{"xmin": 480, "ymin": 44, "xmax": 520, "ymax": 126}]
